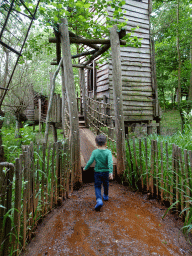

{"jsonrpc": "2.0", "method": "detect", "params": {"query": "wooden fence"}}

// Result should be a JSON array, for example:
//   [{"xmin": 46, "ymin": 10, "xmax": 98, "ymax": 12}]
[
  {"xmin": 0, "ymin": 140, "xmax": 72, "ymax": 256},
  {"xmin": 125, "ymin": 137, "xmax": 192, "ymax": 222}
]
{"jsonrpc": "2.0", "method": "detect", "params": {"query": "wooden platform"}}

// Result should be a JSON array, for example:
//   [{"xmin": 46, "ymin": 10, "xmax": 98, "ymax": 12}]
[{"xmin": 79, "ymin": 128, "xmax": 117, "ymax": 168}]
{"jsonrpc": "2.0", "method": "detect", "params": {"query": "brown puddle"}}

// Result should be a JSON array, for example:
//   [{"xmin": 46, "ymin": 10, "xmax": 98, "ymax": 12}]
[{"xmin": 23, "ymin": 182, "xmax": 192, "ymax": 256}]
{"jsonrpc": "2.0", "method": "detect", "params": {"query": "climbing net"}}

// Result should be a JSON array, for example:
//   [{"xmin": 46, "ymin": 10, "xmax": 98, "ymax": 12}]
[{"xmin": 85, "ymin": 97, "xmax": 116, "ymax": 155}]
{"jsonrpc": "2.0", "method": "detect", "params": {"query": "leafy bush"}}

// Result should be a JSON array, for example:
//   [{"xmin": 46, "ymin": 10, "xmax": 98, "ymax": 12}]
[{"xmin": 1, "ymin": 124, "xmax": 36, "ymax": 163}]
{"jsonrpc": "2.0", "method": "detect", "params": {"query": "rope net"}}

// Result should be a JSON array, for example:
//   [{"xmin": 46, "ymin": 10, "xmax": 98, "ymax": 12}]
[{"xmin": 85, "ymin": 96, "xmax": 117, "ymax": 155}]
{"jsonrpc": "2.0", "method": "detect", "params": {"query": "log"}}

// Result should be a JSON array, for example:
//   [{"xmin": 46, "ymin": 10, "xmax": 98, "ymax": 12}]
[
  {"xmin": 49, "ymin": 36, "xmax": 127, "ymax": 46},
  {"xmin": 60, "ymin": 18, "xmax": 82, "ymax": 186},
  {"xmin": 110, "ymin": 25, "xmax": 125, "ymax": 177},
  {"xmin": 44, "ymin": 58, "xmax": 63, "ymax": 145}
]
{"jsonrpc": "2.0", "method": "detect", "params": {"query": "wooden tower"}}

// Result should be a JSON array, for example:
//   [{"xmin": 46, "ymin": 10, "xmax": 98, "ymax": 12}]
[{"xmin": 84, "ymin": 0, "xmax": 160, "ymax": 134}]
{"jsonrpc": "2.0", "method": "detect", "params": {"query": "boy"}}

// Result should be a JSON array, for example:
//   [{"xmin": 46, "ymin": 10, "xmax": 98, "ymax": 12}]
[{"xmin": 83, "ymin": 134, "xmax": 113, "ymax": 211}]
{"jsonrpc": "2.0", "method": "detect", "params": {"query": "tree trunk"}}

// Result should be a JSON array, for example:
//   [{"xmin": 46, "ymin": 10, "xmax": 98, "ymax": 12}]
[
  {"xmin": 110, "ymin": 25, "xmax": 126, "ymax": 179},
  {"xmin": 61, "ymin": 64, "xmax": 66, "ymax": 138},
  {"xmin": 60, "ymin": 18, "xmax": 82, "ymax": 188},
  {"xmin": 176, "ymin": 0, "xmax": 181, "ymax": 103},
  {"xmin": 15, "ymin": 120, "xmax": 23, "ymax": 138},
  {"xmin": 188, "ymin": 42, "xmax": 192, "ymax": 100},
  {"xmin": 44, "ymin": 58, "xmax": 63, "ymax": 145}
]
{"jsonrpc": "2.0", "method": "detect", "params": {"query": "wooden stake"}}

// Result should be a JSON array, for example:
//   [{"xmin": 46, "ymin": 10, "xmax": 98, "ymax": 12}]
[
  {"xmin": 166, "ymin": 142, "xmax": 169, "ymax": 200},
  {"xmin": 51, "ymin": 143, "xmax": 55, "ymax": 209},
  {"xmin": 139, "ymin": 139, "xmax": 143, "ymax": 190},
  {"xmin": 150, "ymin": 140, "xmax": 155, "ymax": 195},
  {"xmin": 184, "ymin": 149, "xmax": 190, "ymax": 220},
  {"xmin": 155, "ymin": 140, "xmax": 159, "ymax": 198},
  {"xmin": 170, "ymin": 144, "xmax": 175, "ymax": 207},
  {"xmin": 160, "ymin": 142, "xmax": 164, "ymax": 200},
  {"xmin": 175, "ymin": 146, "xmax": 179, "ymax": 211},
  {"xmin": 178, "ymin": 147, "xmax": 184, "ymax": 215}
]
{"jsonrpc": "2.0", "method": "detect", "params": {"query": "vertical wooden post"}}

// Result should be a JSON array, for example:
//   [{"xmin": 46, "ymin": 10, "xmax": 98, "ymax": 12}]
[
  {"xmin": 144, "ymin": 138, "xmax": 149, "ymax": 192},
  {"xmin": 38, "ymin": 98, "xmax": 41, "ymax": 132},
  {"xmin": 179, "ymin": 147, "xmax": 184, "ymax": 215},
  {"xmin": 14, "ymin": 157, "xmax": 22, "ymax": 255},
  {"xmin": 133, "ymin": 137, "xmax": 138, "ymax": 174},
  {"xmin": 61, "ymin": 64, "xmax": 66, "ymax": 137},
  {"xmin": 50, "ymin": 143, "xmax": 55, "ymax": 209},
  {"xmin": 184, "ymin": 149, "xmax": 190, "ymax": 220},
  {"xmin": 80, "ymin": 68, "xmax": 88, "ymax": 127},
  {"xmin": 41, "ymin": 143, "xmax": 46, "ymax": 215},
  {"xmin": 52, "ymin": 123, "xmax": 57, "ymax": 142},
  {"xmin": 46, "ymin": 144, "xmax": 51, "ymax": 213},
  {"xmin": 60, "ymin": 18, "xmax": 82, "ymax": 186},
  {"xmin": 155, "ymin": 140, "xmax": 159, "ymax": 198},
  {"xmin": 110, "ymin": 25, "xmax": 125, "ymax": 177},
  {"xmin": 23, "ymin": 151, "xmax": 28, "ymax": 249},
  {"xmin": 170, "ymin": 144, "xmax": 175, "ymax": 207},
  {"xmin": 139, "ymin": 139, "xmax": 143, "ymax": 190},
  {"xmin": 175, "ymin": 146, "xmax": 179, "ymax": 210},
  {"xmin": 160, "ymin": 142, "xmax": 164, "ymax": 201},
  {"xmin": 3, "ymin": 164, "xmax": 14, "ymax": 256},
  {"xmin": 150, "ymin": 140, "xmax": 155, "ymax": 196}
]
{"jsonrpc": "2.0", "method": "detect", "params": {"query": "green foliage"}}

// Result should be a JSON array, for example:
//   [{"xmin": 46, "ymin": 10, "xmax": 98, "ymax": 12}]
[
  {"xmin": 124, "ymin": 134, "xmax": 192, "ymax": 236},
  {"xmin": 1, "ymin": 125, "xmax": 36, "ymax": 163},
  {"xmin": 152, "ymin": 0, "xmax": 192, "ymax": 109}
]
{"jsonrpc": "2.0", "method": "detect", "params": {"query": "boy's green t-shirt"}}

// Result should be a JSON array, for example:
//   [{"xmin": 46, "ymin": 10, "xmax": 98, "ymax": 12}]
[{"xmin": 84, "ymin": 148, "xmax": 113, "ymax": 173}]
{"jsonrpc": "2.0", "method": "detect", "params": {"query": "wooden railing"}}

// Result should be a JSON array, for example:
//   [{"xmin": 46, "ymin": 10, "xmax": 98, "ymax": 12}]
[
  {"xmin": 125, "ymin": 137, "xmax": 192, "ymax": 222},
  {"xmin": 0, "ymin": 140, "xmax": 72, "ymax": 256},
  {"xmin": 85, "ymin": 96, "xmax": 116, "ymax": 155}
]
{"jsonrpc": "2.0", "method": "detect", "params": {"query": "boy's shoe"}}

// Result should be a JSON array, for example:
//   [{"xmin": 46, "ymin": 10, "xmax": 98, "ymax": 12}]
[
  {"xmin": 95, "ymin": 199, "xmax": 103, "ymax": 211},
  {"xmin": 103, "ymin": 194, "xmax": 109, "ymax": 201}
]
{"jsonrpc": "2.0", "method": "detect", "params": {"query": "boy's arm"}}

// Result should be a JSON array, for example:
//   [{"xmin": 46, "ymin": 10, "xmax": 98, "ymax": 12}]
[
  {"xmin": 108, "ymin": 151, "xmax": 113, "ymax": 174},
  {"xmin": 84, "ymin": 151, "xmax": 95, "ymax": 170}
]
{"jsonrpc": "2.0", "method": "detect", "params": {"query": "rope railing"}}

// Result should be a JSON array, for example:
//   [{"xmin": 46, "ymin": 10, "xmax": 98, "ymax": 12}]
[{"xmin": 85, "ymin": 96, "xmax": 116, "ymax": 154}]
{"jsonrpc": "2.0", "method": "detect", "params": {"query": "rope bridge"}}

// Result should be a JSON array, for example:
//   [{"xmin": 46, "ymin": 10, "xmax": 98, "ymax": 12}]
[{"xmin": 85, "ymin": 96, "xmax": 117, "ymax": 156}]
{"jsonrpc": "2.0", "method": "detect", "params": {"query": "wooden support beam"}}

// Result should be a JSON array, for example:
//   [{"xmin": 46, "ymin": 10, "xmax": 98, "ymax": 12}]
[
  {"xmin": 72, "ymin": 49, "xmax": 97, "ymax": 59},
  {"xmin": 49, "ymin": 36, "xmax": 127, "ymax": 47},
  {"xmin": 80, "ymin": 68, "xmax": 88, "ymax": 127},
  {"xmin": 60, "ymin": 18, "xmax": 82, "ymax": 187},
  {"xmin": 68, "ymin": 30, "xmax": 100, "ymax": 50},
  {"xmin": 54, "ymin": 29, "xmax": 61, "ymax": 64},
  {"xmin": 110, "ymin": 25, "xmax": 126, "ymax": 178},
  {"xmin": 84, "ymin": 44, "xmax": 110, "ymax": 66},
  {"xmin": 72, "ymin": 64, "xmax": 93, "ymax": 70},
  {"xmin": 51, "ymin": 62, "xmax": 93, "ymax": 70},
  {"xmin": 49, "ymin": 36, "xmax": 100, "ymax": 50}
]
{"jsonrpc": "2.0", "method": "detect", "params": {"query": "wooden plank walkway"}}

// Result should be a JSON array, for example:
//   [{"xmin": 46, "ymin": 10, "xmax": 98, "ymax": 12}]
[{"xmin": 79, "ymin": 128, "xmax": 117, "ymax": 168}]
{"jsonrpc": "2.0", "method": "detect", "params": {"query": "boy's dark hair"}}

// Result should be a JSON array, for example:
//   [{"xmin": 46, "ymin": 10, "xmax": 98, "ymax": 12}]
[{"xmin": 95, "ymin": 134, "xmax": 106, "ymax": 146}]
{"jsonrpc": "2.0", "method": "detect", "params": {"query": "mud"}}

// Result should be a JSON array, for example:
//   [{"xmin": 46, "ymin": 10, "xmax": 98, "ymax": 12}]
[{"xmin": 22, "ymin": 182, "xmax": 192, "ymax": 256}]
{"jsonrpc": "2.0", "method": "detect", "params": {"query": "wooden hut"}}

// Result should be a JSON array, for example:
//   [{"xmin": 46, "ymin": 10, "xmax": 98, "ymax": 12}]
[
  {"xmin": 83, "ymin": 0, "xmax": 160, "ymax": 134},
  {"xmin": 25, "ymin": 91, "xmax": 62, "ymax": 125}
]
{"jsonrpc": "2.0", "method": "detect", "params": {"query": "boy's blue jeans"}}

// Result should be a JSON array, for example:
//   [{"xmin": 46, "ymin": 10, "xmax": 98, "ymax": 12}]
[{"xmin": 94, "ymin": 171, "xmax": 109, "ymax": 201}]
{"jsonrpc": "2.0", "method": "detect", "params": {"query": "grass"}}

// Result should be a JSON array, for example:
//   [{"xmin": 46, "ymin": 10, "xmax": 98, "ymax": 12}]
[
  {"xmin": 1, "ymin": 124, "xmax": 64, "ymax": 163},
  {"xmin": 161, "ymin": 109, "xmax": 182, "ymax": 130}
]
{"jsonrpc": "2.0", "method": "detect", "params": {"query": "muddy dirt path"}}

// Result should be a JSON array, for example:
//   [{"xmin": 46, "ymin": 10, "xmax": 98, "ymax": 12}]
[{"xmin": 23, "ymin": 182, "xmax": 192, "ymax": 256}]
